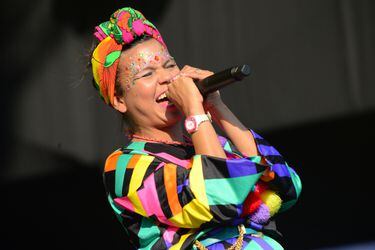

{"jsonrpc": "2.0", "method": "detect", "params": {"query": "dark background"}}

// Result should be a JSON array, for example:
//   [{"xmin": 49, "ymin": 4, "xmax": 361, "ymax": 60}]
[{"xmin": 1, "ymin": 0, "xmax": 375, "ymax": 249}]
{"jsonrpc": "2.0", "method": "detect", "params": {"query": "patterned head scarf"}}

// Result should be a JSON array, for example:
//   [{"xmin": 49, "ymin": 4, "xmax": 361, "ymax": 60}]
[{"xmin": 91, "ymin": 7, "xmax": 166, "ymax": 106}]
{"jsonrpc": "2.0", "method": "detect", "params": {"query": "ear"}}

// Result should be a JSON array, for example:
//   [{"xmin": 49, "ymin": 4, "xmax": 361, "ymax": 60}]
[{"xmin": 113, "ymin": 95, "xmax": 127, "ymax": 113}]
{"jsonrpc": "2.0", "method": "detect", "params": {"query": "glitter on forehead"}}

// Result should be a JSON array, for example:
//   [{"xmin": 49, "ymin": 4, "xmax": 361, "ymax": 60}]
[{"xmin": 124, "ymin": 48, "xmax": 173, "ymax": 78}]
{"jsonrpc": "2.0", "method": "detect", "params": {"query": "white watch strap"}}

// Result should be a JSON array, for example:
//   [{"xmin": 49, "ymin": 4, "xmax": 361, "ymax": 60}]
[{"xmin": 194, "ymin": 114, "xmax": 210, "ymax": 124}]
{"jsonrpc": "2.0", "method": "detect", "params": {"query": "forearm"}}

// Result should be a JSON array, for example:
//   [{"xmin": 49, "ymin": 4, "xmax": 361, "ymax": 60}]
[
  {"xmin": 185, "ymin": 105, "xmax": 226, "ymax": 159},
  {"xmin": 207, "ymin": 103, "xmax": 259, "ymax": 157}
]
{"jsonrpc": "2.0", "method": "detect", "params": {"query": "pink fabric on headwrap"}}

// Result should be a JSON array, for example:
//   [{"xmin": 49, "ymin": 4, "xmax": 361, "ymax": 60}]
[
  {"xmin": 133, "ymin": 20, "xmax": 145, "ymax": 36},
  {"xmin": 91, "ymin": 7, "xmax": 166, "ymax": 106},
  {"xmin": 94, "ymin": 26, "xmax": 108, "ymax": 41}
]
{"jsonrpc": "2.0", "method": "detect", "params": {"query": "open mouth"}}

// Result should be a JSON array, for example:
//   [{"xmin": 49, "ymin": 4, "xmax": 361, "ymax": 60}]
[
  {"xmin": 156, "ymin": 92, "xmax": 176, "ymax": 109},
  {"xmin": 156, "ymin": 93, "xmax": 169, "ymax": 103},
  {"xmin": 156, "ymin": 96, "xmax": 169, "ymax": 103}
]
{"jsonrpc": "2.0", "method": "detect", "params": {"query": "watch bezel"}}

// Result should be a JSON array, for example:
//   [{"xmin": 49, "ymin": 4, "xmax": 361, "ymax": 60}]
[{"xmin": 185, "ymin": 116, "xmax": 198, "ymax": 133}]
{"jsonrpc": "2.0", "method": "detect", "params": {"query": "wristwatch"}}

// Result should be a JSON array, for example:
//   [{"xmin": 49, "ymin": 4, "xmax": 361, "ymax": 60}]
[{"xmin": 184, "ymin": 114, "xmax": 211, "ymax": 134}]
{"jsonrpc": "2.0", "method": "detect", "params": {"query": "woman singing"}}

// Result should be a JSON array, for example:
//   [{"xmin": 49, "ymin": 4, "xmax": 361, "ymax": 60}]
[{"xmin": 91, "ymin": 7, "xmax": 302, "ymax": 250}]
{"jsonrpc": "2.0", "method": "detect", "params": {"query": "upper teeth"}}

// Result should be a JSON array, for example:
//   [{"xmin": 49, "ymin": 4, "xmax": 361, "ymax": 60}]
[{"xmin": 157, "ymin": 93, "xmax": 167, "ymax": 101}]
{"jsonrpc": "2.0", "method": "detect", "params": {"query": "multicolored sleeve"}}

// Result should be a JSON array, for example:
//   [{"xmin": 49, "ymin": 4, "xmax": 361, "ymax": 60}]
[
  {"xmin": 219, "ymin": 129, "xmax": 302, "ymax": 216},
  {"xmin": 103, "ymin": 144, "xmax": 270, "ymax": 231},
  {"xmin": 250, "ymin": 129, "xmax": 302, "ymax": 213}
]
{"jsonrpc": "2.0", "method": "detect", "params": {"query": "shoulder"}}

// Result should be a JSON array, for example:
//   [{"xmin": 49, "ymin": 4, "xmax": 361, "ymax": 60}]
[{"xmin": 103, "ymin": 143, "xmax": 158, "ymax": 173}]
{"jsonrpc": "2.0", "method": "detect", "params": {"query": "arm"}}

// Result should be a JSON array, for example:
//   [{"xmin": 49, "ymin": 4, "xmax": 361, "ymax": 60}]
[
  {"xmin": 166, "ymin": 68, "xmax": 226, "ymax": 159},
  {"xmin": 183, "ymin": 102, "xmax": 227, "ymax": 159},
  {"xmin": 176, "ymin": 65, "xmax": 258, "ymax": 158},
  {"xmin": 207, "ymin": 101, "xmax": 259, "ymax": 158},
  {"xmin": 177, "ymin": 66, "xmax": 301, "ymax": 212}
]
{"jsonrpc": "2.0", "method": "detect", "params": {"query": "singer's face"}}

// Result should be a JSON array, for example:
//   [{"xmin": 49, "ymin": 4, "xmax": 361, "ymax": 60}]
[{"xmin": 116, "ymin": 38, "xmax": 183, "ymax": 129}]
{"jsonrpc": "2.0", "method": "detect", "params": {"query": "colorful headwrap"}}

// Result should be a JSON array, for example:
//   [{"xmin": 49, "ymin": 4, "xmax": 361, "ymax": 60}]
[{"xmin": 91, "ymin": 7, "xmax": 166, "ymax": 106}]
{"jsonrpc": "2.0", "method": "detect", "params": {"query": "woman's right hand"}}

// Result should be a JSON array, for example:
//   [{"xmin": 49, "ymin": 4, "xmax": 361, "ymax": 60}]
[{"xmin": 166, "ymin": 74, "xmax": 205, "ymax": 116}]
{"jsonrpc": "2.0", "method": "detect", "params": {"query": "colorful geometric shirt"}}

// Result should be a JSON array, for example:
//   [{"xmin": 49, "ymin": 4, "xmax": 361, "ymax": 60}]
[{"xmin": 103, "ymin": 129, "xmax": 302, "ymax": 249}]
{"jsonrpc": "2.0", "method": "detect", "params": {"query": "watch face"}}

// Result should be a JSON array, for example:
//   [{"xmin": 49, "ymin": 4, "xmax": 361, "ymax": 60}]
[{"xmin": 185, "ymin": 117, "xmax": 197, "ymax": 133}]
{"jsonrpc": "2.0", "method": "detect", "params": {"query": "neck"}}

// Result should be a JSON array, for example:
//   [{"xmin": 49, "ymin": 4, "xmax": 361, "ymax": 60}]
[{"xmin": 131, "ymin": 120, "xmax": 186, "ymax": 143}]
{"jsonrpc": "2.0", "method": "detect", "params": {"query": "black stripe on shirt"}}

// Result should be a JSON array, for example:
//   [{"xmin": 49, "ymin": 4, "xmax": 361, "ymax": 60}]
[{"xmin": 154, "ymin": 168, "xmax": 174, "ymax": 218}]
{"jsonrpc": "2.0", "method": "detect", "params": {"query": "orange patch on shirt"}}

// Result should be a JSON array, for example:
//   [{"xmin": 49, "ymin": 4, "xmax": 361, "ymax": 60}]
[
  {"xmin": 104, "ymin": 150, "xmax": 123, "ymax": 172},
  {"xmin": 126, "ymin": 154, "xmax": 142, "ymax": 169},
  {"xmin": 164, "ymin": 163, "xmax": 182, "ymax": 216},
  {"xmin": 261, "ymin": 169, "xmax": 275, "ymax": 182}
]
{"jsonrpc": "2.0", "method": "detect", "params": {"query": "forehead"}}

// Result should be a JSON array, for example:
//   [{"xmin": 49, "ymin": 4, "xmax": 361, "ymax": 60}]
[{"xmin": 121, "ymin": 38, "xmax": 169, "ymax": 63}]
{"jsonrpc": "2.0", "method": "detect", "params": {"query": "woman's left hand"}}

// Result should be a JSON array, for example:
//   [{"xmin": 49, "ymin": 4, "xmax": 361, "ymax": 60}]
[{"xmin": 179, "ymin": 65, "xmax": 224, "ymax": 111}]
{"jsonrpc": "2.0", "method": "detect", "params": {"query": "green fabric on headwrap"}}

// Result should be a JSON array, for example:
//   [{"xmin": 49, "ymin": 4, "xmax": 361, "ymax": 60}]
[
  {"xmin": 104, "ymin": 51, "xmax": 122, "ymax": 67},
  {"xmin": 144, "ymin": 20, "xmax": 157, "ymax": 30}
]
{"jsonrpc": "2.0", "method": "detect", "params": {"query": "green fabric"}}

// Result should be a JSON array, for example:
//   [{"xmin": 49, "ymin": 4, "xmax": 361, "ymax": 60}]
[
  {"xmin": 115, "ymin": 154, "xmax": 132, "ymax": 197},
  {"xmin": 280, "ymin": 162, "xmax": 302, "ymax": 212},
  {"xmin": 205, "ymin": 174, "xmax": 262, "ymax": 205},
  {"xmin": 107, "ymin": 194, "xmax": 123, "ymax": 215},
  {"xmin": 223, "ymin": 141, "xmax": 232, "ymax": 152},
  {"xmin": 263, "ymin": 235, "xmax": 284, "ymax": 249},
  {"xmin": 104, "ymin": 50, "xmax": 121, "ymax": 67},
  {"xmin": 138, "ymin": 217, "xmax": 161, "ymax": 249},
  {"xmin": 127, "ymin": 141, "xmax": 146, "ymax": 151},
  {"xmin": 197, "ymin": 226, "xmax": 242, "ymax": 247},
  {"xmin": 244, "ymin": 240, "xmax": 264, "ymax": 250}
]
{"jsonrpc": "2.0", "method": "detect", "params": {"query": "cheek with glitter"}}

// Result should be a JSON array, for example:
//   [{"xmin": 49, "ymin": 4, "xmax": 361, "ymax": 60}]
[
  {"xmin": 122, "ymin": 66, "xmax": 138, "ymax": 88},
  {"xmin": 121, "ymin": 71, "xmax": 136, "ymax": 92}
]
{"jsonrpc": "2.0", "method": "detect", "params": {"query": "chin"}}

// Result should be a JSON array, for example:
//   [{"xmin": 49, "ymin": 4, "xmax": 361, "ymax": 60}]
[{"xmin": 164, "ymin": 110, "xmax": 183, "ymax": 124}]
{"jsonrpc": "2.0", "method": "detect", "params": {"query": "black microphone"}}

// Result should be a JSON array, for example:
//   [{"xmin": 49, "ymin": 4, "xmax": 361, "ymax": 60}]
[{"xmin": 196, "ymin": 64, "xmax": 252, "ymax": 96}]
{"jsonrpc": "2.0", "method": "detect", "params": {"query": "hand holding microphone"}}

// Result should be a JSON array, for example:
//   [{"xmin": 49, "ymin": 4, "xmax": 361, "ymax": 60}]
[
  {"xmin": 176, "ymin": 64, "xmax": 251, "ymax": 94},
  {"xmin": 166, "ymin": 64, "xmax": 251, "ymax": 115},
  {"xmin": 176, "ymin": 64, "xmax": 251, "ymax": 109}
]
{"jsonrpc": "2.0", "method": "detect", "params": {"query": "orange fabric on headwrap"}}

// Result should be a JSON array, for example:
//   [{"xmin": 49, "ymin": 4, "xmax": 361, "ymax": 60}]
[
  {"xmin": 91, "ymin": 7, "xmax": 165, "ymax": 106},
  {"xmin": 92, "ymin": 37, "xmax": 122, "ymax": 105}
]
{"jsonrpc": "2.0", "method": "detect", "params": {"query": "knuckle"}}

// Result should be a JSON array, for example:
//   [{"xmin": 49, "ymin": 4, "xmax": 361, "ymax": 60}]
[{"xmin": 182, "ymin": 65, "xmax": 191, "ymax": 70}]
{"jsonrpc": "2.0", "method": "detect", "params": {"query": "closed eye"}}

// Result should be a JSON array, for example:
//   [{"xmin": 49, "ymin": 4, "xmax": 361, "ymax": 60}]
[
  {"xmin": 133, "ymin": 71, "xmax": 153, "ymax": 80},
  {"xmin": 139, "ymin": 64, "xmax": 176, "ymax": 78},
  {"xmin": 141, "ymin": 72, "xmax": 153, "ymax": 77},
  {"xmin": 134, "ymin": 61, "xmax": 177, "ymax": 80},
  {"xmin": 166, "ymin": 63, "xmax": 177, "ymax": 68}
]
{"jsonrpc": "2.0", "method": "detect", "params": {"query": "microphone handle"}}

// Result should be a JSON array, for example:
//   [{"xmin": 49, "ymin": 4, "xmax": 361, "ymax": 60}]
[{"xmin": 196, "ymin": 64, "xmax": 251, "ymax": 96}]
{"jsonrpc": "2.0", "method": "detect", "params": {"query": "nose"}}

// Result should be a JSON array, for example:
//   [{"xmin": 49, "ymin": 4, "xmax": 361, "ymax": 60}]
[{"xmin": 157, "ymin": 68, "xmax": 175, "ymax": 85}]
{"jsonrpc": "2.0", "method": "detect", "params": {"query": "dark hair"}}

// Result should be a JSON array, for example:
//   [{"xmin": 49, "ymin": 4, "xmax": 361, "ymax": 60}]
[{"xmin": 88, "ymin": 35, "xmax": 153, "ymax": 136}]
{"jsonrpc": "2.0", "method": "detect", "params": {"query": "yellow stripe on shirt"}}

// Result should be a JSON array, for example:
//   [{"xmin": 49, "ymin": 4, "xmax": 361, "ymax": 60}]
[
  {"xmin": 169, "ymin": 198, "xmax": 213, "ymax": 228},
  {"xmin": 189, "ymin": 155, "xmax": 209, "ymax": 208},
  {"xmin": 127, "ymin": 155, "xmax": 154, "ymax": 216},
  {"xmin": 169, "ymin": 229, "xmax": 196, "ymax": 250}
]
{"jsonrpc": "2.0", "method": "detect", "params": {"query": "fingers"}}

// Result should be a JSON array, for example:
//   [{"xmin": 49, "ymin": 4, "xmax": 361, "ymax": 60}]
[
  {"xmin": 181, "ymin": 66, "xmax": 213, "ymax": 76},
  {"xmin": 169, "ymin": 73, "xmax": 182, "ymax": 82},
  {"xmin": 180, "ymin": 65, "xmax": 213, "ymax": 80}
]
